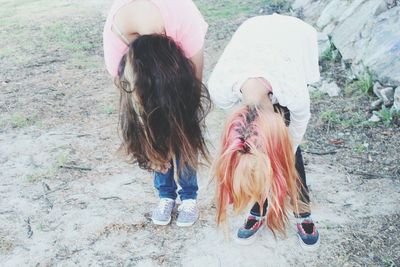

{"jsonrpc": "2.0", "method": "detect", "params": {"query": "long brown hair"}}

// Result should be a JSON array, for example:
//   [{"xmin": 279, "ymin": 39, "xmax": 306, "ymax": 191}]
[{"xmin": 115, "ymin": 34, "xmax": 211, "ymax": 171}]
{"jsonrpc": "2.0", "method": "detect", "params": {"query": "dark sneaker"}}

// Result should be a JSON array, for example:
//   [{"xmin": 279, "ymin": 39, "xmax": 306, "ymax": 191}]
[
  {"xmin": 235, "ymin": 215, "xmax": 265, "ymax": 245},
  {"xmin": 296, "ymin": 217, "xmax": 320, "ymax": 250}
]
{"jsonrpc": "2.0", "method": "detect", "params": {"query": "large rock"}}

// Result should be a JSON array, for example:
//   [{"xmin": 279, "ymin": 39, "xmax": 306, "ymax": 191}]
[
  {"xmin": 316, "ymin": 0, "xmax": 351, "ymax": 31},
  {"xmin": 331, "ymin": 0, "xmax": 385, "ymax": 61},
  {"xmin": 292, "ymin": 0, "xmax": 400, "ymax": 86},
  {"xmin": 394, "ymin": 87, "xmax": 400, "ymax": 111},
  {"xmin": 355, "ymin": 7, "xmax": 400, "ymax": 85}
]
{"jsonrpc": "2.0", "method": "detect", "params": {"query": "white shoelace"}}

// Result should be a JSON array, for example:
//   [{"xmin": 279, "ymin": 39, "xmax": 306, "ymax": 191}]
[
  {"xmin": 158, "ymin": 198, "xmax": 174, "ymax": 212},
  {"xmin": 178, "ymin": 199, "xmax": 197, "ymax": 212}
]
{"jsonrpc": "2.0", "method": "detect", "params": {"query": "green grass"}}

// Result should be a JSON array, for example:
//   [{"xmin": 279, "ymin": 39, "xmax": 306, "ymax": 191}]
[
  {"xmin": 25, "ymin": 149, "xmax": 70, "ymax": 183},
  {"xmin": 353, "ymin": 143, "xmax": 367, "ymax": 154},
  {"xmin": 25, "ymin": 172, "xmax": 53, "ymax": 183},
  {"xmin": 381, "ymin": 257, "xmax": 396, "ymax": 267},
  {"xmin": 103, "ymin": 105, "xmax": 116, "ymax": 115},
  {"xmin": 0, "ymin": 1, "xmax": 99, "ymax": 68},
  {"xmin": 320, "ymin": 110, "xmax": 341, "ymax": 125},
  {"xmin": 56, "ymin": 150, "xmax": 70, "ymax": 168},
  {"xmin": 320, "ymin": 109, "xmax": 366, "ymax": 128},
  {"xmin": 196, "ymin": 0, "xmax": 275, "ymax": 23},
  {"xmin": 10, "ymin": 113, "xmax": 30, "ymax": 128},
  {"xmin": 46, "ymin": 22, "xmax": 95, "ymax": 53},
  {"xmin": 310, "ymin": 90, "xmax": 326, "ymax": 101},
  {"xmin": 319, "ymin": 35, "xmax": 342, "ymax": 63},
  {"xmin": 355, "ymin": 72, "xmax": 373, "ymax": 94},
  {"xmin": 373, "ymin": 106, "xmax": 400, "ymax": 127}
]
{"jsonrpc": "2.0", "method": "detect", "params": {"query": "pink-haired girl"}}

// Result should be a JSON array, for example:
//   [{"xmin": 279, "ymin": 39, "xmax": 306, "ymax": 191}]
[{"xmin": 208, "ymin": 14, "xmax": 320, "ymax": 249}]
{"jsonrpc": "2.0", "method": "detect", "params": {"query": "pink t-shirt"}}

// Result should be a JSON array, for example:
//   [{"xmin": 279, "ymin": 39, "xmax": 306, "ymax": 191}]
[{"xmin": 103, "ymin": 0, "xmax": 208, "ymax": 77}]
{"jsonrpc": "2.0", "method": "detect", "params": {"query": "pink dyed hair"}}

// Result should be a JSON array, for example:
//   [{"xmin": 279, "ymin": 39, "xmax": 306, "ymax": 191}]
[{"xmin": 214, "ymin": 105, "xmax": 306, "ymax": 235}]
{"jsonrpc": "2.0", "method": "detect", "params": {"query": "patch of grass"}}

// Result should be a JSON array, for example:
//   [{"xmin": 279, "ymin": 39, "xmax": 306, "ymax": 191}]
[
  {"xmin": 381, "ymin": 257, "xmax": 396, "ymax": 267},
  {"xmin": 56, "ymin": 150, "xmax": 70, "ymax": 168},
  {"xmin": 355, "ymin": 72, "xmax": 373, "ymax": 94},
  {"xmin": 267, "ymin": 0, "xmax": 291, "ymax": 12},
  {"xmin": 197, "ymin": 1, "xmax": 253, "ymax": 22},
  {"xmin": 103, "ymin": 105, "xmax": 116, "ymax": 115},
  {"xmin": 340, "ymin": 111, "xmax": 365, "ymax": 127},
  {"xmin": 310, "ymin": 90, "xmax": 325, "ymax": 101},
  {"xmin": 373, "ymin": 106, "xmax": 400, "ymax": 127},
  {"xmin": 10, "ymin": 113, "xmax": 29, "ymax": 128},
  {"xmin": 319, "ymin": 109, "xmax": 367, "ymax": 128},
  {"xmin": 320, "ymin": 37, "xmax": 341, "ymax": 63},
  {"xmin": 25, "ymin": 149, "xmax": 70, "ymax": 183},
  {"xmin": 66, "ymin": 53, "xmax": 101, "ymax": 70},
  {"xmin": 320, "ymin": 109, "xmax": 341, "ymax": 125},
  {"xmin": 197, "ymin": 0, "xmax": 276, "ymax": 23},
  {"xmin": 353, "ymin": 143, "xmax": 367, "ymax": 154},
  {"xmin": 25, "ymin": 169, "xmax": 53, "ymax": 183},
  {"xmin": 45, "ymin": 22, "xmax": 95, "ymax": 53}
]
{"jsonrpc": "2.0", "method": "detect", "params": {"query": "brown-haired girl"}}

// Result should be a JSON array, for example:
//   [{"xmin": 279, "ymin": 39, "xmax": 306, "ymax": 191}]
[{"xmin": 103, "ymin": 0, "xmax": 210, "ymax": 227}]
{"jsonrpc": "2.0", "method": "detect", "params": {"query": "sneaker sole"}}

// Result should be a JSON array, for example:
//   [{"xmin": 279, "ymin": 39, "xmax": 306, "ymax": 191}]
[
  {"xmin": 152, "ymin": 217, "xmax": 171, "ymax": 226},
  {"xmin": 176, "ymin": 221, "xmax": 196, "ymax": 227},
  {"xmin": 297, "ymin": 234, "xmax": 320, "ymax": 251},
  {"xmin": 234, "ymin": 228, "xmax": 263, "ymax": 246},
  {"xmin": 176, "ymin": 214, "xmax": 199, "ymax": 227}
]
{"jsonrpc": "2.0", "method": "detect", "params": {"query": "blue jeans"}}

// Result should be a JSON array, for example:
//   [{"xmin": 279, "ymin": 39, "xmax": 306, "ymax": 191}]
[{"xmin": 154, "ymin": 158, "xmax": 198, "ymax": 200}]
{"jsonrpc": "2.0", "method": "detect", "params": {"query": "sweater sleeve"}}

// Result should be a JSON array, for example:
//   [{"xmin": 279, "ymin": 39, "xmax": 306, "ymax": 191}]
[{"xmin": 287, "ymin": 91, "xmax": 311, "ymax": 153}]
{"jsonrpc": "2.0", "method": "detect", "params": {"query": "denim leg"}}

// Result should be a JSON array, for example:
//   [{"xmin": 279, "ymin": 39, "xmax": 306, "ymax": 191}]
[
  {"xmin": 154, "ymin": 163, "xmax": 177, "ymax": 200},
  {"xmin": 176, "ymin": 159, "xmax": 198, "ymax": 200}
]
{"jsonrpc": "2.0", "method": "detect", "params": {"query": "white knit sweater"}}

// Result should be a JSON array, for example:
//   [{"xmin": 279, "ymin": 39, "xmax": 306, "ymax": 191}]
[{"xmin": 208, "ymin": 14, "xmax": 320, "ymax": 152}]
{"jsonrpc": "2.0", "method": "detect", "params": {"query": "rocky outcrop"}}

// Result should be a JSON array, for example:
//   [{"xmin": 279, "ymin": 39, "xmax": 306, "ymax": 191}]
[{"xmin": 293, "ymin": 0, "xmax": 400, "ymax": 86}]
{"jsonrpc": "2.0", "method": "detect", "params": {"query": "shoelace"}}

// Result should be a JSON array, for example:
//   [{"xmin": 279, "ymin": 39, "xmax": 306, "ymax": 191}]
[
  {"xmin": 178, "ymin": 200, "xmax": 196, "ymax": 212},
  {"xmin": 158, "ymin": 199, "xmax": 173, "ymax": 213}
]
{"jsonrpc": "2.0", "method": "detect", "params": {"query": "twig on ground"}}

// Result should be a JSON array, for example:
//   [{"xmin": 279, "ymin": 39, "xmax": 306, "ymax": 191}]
[
  {"xmin": 32, "ymin": 182, "xmax": 69, "ymax": 200},
  {"xmin": 60, "ymin": 165, "xmax": 92, "ymax": 171},
  {"xmin": 100, "ymin": 196, "xmax": 122, "ymax": 200},
  {"xmin": 122, "ymin": 180, "xmax": 135, "ymax": 186},
  {"xmin": 350, "ymin": 170, "xmax": 394, "ymax": 179},
  {"xmin": 25, "ymin": 217, "xmax": 33, "ymax": 238},
  {"xmin": 0, "ymin": 210, "xmax": 14, "ymax": 215},
  {"xmin": 345, "ymin": 174, "xmax": 352, "ymax": 183},
  {"xmin": 304, "ymin": 149, "xmax": 337, "ymax": 155}
]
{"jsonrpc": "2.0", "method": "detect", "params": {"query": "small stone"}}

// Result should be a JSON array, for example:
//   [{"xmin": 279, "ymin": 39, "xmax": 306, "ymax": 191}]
[
  {"xmin": 383, "ymin": 159, "xmax": 391, "ymax": 165},
  {"xmin": 308, "ymin": 84, "xmax": 317, "ymax": 92},
  {"xmin": 320, "ymin": 81, "xmax": 341, "ymax": 97},
  {"xmin": 393, "ymin": 86, "xmax": 400, "ymax": 111},
  {"xmin": 369, "ymin": 114, "xmax": 381, "ymax": 122},
  {"xmin": 380, "ymin": 87, "xmax": 394, "ymax": 106},
  {"xmin": 373, "ymin": 82, "xmax": 383, "ymax": 99},
  {"xmin": 371, "ymin": 99, "xmax": 383, "ymax": 110}
]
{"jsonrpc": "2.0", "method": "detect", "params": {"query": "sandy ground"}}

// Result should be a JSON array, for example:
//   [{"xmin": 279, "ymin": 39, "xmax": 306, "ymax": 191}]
[{"xmin": 1, "ymin": 0, "xmax": 399, "ymax": 266}]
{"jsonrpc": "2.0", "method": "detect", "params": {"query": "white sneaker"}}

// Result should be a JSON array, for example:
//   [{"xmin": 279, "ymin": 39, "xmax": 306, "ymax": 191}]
[
  {"xmin": 151, "ymin": 198, "xmax": 175, "ymax": 225},
  {"xmin": 176, "ymin": 199, "xmax": 199, "ymax": 227}
]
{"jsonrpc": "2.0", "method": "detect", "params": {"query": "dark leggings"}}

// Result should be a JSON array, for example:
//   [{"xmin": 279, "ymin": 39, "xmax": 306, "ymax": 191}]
[{"xmin": 249, "ymin": 103, "xmax": 311, "ymax": 218}]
